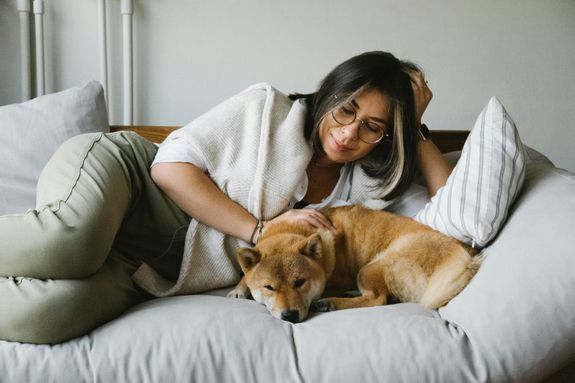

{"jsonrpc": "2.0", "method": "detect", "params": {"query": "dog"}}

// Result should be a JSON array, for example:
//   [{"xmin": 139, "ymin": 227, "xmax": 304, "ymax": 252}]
[{"xmin": 228, "ymin": 205, "xmax": 482, "ymax": 323}]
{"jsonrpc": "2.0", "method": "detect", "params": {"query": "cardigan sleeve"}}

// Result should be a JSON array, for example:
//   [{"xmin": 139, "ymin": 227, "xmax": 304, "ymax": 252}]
[
  {"xmin": 155, "ymin": 84, "xmax": 271, "ymax": 173},
  {"xmin": 151, "ymin": 135, "xmax": 207, "ymax": 171}
]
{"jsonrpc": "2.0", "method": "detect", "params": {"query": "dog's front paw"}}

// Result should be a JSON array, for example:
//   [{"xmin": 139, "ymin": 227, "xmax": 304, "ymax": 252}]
[
  {"xmin": 227, "ymin": 287, "xmax": 249, "ymax": 299},
  {"xmin": 310, "ymin": 299, "xmax": 335, "ymax": 312}
]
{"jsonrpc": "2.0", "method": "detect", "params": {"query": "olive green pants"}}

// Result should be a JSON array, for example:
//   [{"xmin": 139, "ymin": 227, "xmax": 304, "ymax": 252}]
[{"xmin": 0, "ymin": 132, "xmax": 189, "ymax": 344}]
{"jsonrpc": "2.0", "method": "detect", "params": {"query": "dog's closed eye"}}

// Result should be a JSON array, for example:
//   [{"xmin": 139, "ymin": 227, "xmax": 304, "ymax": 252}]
[{"xmin": 294, "ymin": 278, "xmax": 306, "ymax": 288}]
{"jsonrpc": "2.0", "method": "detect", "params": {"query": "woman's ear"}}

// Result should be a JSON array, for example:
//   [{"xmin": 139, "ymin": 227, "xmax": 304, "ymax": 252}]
[{"xmin": 236, "ymin": 247, "xmax": 261, "ymax": 272}]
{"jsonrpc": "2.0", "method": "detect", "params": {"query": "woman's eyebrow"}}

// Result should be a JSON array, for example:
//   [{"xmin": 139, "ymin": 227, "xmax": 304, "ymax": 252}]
[
  {"xmin": 371, "ymin": 116, "xmax": 388, "ymax": 125},
  {"xmin": 351, "ymin": 100, "xmax": 388, "ymax": 125}
]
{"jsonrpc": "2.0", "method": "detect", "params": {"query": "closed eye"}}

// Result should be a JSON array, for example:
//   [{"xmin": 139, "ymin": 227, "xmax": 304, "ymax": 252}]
[
  {"xmin": 264, "ymin": 285, "xmax": 274, "ymax": 291},
  {"xmin": 364, "ymin": 122, "xmax": 385, "ymax": 133},
  {"xmin": 294, "ymin": 278, "xmax": 306, "ymax": 288},
  {"xmin": 340, "ymin": 104, "xmax": 355, "ymax": 116}
]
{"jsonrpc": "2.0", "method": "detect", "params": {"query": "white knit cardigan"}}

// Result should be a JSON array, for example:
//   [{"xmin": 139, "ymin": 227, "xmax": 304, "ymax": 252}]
[{"xmin": 133, "ymin": 83, "xmax": 393, "ymax": 297}]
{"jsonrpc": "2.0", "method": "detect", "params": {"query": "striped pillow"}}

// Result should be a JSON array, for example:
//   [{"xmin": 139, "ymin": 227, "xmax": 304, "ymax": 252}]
[{"xmin": 414, "ymin": 97, "xmax": 526, "ymax": 248}]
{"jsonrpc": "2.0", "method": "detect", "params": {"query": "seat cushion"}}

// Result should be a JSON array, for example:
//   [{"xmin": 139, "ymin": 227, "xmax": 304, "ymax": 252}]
[
  {"xmin": 440, "ymin": 160, "xmax": 575, "ymax": 382},
  {"xmin": 1, "ymin": 161, "xmax": 573, "ymax": 383}
]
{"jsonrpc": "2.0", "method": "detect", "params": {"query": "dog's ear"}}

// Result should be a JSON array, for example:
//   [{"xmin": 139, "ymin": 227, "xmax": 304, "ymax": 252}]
[
  {"xmin": 237, "ymin": 247, "xmax": 261, "ymax": 272},
  {"xmin": 299, "ymin": 233, "xmax": 322, "ymax": 260}
]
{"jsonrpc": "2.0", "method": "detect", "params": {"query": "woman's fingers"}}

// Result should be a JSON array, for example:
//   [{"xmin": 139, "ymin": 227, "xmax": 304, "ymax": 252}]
[
  {"xmin": 271, "ymin": 209, "xmax": 335, "ymax": 230},
  {"xmin": 407, "ymin": 68, "xmax": 421, "ymax": 87},
  {"xmin": 405, "ymin": 68, "xmax": 433, "ymax": 124},
  {"xmin": 406, "ymin": 68, "xmax": 426, "ymax": 89},
  {"xmin": 304, "ymin": 210, "xmax": 335, "ymax": 230}
]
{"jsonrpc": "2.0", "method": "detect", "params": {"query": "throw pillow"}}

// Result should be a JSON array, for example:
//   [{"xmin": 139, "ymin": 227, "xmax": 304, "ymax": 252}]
[
  {"xmin": 0, "ymin": 81, "xmax": 108, "ymax": 215},
  {"xmin": 414, "ymin": 97, "xmax": 526, "ymax": 248}
]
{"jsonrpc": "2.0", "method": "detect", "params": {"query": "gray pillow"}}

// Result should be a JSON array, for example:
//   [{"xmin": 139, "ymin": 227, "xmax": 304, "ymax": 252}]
[{"xmin": 0, "ymin": 81, "xmax": 108, "ymax": 215}]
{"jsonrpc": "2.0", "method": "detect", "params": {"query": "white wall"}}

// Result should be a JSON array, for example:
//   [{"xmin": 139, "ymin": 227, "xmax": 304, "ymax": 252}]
[
  {"xmin": 1, "ymin": 0, "xmax": 574, "ymax": 172},
  {"xmin": 0, "ymin": 0, "xmax": 21, "ymax": 101}
]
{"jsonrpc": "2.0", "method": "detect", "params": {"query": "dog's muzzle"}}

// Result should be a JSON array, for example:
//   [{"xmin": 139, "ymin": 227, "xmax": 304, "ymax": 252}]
[{"xmin": 280, "ymin": 310, "xmax": 300, "ymax": 323}]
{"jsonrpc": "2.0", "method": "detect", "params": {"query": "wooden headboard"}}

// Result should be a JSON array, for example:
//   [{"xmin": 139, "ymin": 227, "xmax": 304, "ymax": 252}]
[{"xmin": 110, "ymin": 125, "xmax": 469, "ymax": 154}]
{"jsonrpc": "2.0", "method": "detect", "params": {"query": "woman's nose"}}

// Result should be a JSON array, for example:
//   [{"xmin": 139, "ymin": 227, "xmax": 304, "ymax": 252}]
[{"xmin": 340, "ymin": 120, "xmax": 361, "ymax": 141}]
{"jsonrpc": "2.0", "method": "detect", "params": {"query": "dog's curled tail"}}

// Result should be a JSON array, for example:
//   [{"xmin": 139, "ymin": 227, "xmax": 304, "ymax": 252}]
[
  {"xmin": 467, "ymin": 253, "xmax": 485, "ymax": 274},
  {"xmin": 420, "ymin": 249, "xmax": 484, "ymax": 310}
]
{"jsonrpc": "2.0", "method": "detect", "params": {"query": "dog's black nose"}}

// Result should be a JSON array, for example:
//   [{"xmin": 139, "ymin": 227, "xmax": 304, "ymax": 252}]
[{"xmin": 281, "ymin": 310, "xmax": 300, "ymax": 323}]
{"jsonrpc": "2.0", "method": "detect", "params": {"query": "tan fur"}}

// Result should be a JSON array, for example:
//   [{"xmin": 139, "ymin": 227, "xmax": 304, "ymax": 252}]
[{"xmin": 229, "ymin": 205, "xmax": 482, "ymax": 323}]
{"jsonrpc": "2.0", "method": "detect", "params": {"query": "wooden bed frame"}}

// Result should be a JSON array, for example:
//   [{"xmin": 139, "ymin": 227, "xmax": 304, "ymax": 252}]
[{"xmin": 110, "ymin": 125, "xmax": 470, "ymax": 154}]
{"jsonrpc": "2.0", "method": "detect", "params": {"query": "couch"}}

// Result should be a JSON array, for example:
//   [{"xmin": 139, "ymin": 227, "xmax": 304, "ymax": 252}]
[{"xmin": 1, "ymin": 82, "xmax": 574, "ymax": 383}]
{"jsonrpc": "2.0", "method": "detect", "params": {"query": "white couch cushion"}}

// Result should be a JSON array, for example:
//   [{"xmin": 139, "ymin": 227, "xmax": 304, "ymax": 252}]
[
  {"xmin": 0, "ymin": 81, "xmax": 108, "ymax": 215},
  {"xmin": 2, "ymin": 160, "xmax": 574, "ymax": 383},
  {"xmin": 440, "ymin": 160, "xmax": 575, "ymax": 382},
  {"xmin": 415, "ymin": 97, "xmax": 526, "ymax": 248}
]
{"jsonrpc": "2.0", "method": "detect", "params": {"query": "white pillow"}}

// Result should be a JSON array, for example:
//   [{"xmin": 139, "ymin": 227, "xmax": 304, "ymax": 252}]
[
  {"xmin": 414, "ymin": 97, "xmax": 526, "ymax": 248},
  {"xmin": 0, "ymin": 81, "xmax": 108, "ymax": 215}
]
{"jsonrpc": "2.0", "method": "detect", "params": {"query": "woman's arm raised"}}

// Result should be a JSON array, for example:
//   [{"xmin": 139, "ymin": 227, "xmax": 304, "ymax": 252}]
[
  {"xmin": 406, "ymin": 68, "xmax": 453, "ymax": 197},
  {"xmin": 417, "ymin": 139, "xmax": 453, "ymax": 197}
]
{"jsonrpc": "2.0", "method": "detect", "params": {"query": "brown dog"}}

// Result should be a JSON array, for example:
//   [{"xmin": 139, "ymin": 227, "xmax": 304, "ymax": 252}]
[{"xmin": 228, "ymin": 205, "xmax": 482, "ymax": 323}]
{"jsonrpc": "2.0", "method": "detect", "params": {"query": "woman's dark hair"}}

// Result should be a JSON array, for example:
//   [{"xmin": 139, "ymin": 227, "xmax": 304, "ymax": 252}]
[{"xmin": 290, "ymin": 51, "xmax": 420, "ymax": 200}]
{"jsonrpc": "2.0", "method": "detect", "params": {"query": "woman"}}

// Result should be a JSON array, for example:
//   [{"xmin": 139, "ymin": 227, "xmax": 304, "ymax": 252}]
[
  {"xmin": 151, "ymin": 51, "xmax": 450, "ymax": 245},
  {"xmin": 0, "ymin": 51, "xmax": 451, "ymax": 344}
]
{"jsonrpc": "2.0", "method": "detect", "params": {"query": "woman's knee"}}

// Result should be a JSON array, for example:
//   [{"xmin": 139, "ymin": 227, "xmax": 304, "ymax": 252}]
[
  {"xmin": 0, "ymin": 256, "xmax": 141, "ymax": 344},
  {"xmin": 0, "ymin": 132, "xmax": 136, "ymax": 279},
  {"xmin": 0, "ymin": 206, "xmax": 119, "ymax": 279}
]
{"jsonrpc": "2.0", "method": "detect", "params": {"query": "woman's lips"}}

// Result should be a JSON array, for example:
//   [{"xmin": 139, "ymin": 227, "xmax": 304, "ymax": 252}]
[{"xmin": 331, "ymin": 135, "xmax": 351, "ymax": 152}]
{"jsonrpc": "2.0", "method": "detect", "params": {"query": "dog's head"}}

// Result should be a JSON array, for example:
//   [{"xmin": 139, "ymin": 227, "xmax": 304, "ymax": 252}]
[{"xmin": 236, "ymin": 231, "xmax": 335, "ymax": 323}]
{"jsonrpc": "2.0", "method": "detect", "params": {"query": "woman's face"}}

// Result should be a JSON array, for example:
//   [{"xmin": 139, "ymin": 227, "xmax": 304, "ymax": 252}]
[{"xmin": 318, "ymin": 88, "xmax": 392, "ymax": 165}]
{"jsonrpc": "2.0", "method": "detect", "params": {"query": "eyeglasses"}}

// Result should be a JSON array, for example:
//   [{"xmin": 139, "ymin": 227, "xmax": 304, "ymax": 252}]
[{"xmin": 331, "ymin": 101, "xmax": 388, "ymax": 144}]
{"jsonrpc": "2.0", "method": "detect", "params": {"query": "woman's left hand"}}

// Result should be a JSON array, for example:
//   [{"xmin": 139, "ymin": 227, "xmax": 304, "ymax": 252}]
[{"xmin": 406, "ymin": 69, "xmax": 433, "ymax": 125}]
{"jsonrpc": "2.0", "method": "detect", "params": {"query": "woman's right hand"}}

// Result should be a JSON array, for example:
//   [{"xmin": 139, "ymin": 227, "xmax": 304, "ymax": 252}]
[{"xmin": 266, "ymin": 209, "xmax": 335, "ymax": 232}]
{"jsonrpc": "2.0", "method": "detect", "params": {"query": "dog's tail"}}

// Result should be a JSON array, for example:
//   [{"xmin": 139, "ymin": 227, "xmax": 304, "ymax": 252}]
[
  {"xmin": 467, "ymin": 253, "xmax": 485, "ymax": 274},
  {"xmin": 420, "ymin": 249, "xmax": 484, "ymax": 310}
]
